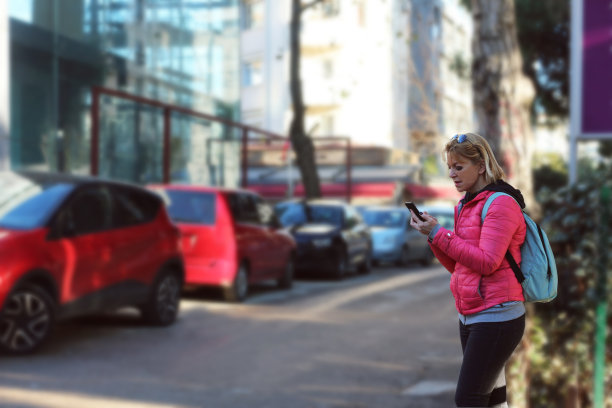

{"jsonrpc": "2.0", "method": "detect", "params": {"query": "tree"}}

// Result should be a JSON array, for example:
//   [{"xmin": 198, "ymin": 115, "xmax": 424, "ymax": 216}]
[
  {"xmin": 470, "ymin": 0, "xmax": 538, "ymax": 213},
  {"xmin": 289, "ymin": 0, "xmax": 328, "ymax": 198},
  {"xmin": 515, "ymin": 0, "xmax": 569, "ymax": 120},
  {"xmin": 461, "ymin": 0, "xmax": 569, "ymax": 122}
]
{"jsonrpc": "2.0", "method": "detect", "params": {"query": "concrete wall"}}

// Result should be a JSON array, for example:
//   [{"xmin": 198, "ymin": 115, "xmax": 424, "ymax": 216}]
[{"xmin": 0, "ymin": 1, "xmax": 9, "ymax": 170}]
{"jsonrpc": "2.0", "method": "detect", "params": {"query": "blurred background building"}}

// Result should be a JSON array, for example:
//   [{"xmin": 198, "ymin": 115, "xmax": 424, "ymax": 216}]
[
  {"xmin": 408, "ymin": 0, "xmax": 473, "ymax": 185},
  {"xmin": 0, "ymin": 0, "xmax": 474, "ymax": 204},
  {"xmin": 0, "ymin": 1, "xmax": 8, "ymax": 171},
  {"xmin": 239, "ymin": 0, "xmax": 470, "ymax": 203},
  {"xmin": 2, "ymin": 0, "xmax": 241, "ymax": 186}
]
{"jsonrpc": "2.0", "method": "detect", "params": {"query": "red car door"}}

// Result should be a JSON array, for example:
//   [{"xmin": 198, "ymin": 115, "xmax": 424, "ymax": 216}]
[
  {"xmin": 252, "ymin": 195, "xmax": 287, "ymax": 276},
  {"xmin": 107, "ymin": 186, "xmax": 162, "ymax": 284},
  {"xmin": 225, "ymin": 193, "xmax": 270, "ymax": 279},
  {"xmin": 55, "ymin": 186, "xmax": 114, "ymax": 303}
]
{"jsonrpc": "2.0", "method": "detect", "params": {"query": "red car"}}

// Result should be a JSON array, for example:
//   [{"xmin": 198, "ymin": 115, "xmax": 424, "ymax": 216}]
[
  {"xmin": 0, "ymin": 171, "xmax": 184, "ymax": 354},
  {"xmin": 150, "ymin": 185, "xmax": 296, "ymax": 302}
]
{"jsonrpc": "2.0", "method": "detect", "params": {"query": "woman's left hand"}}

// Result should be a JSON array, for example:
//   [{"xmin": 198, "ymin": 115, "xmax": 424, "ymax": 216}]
[{"xmin": 409, "ymin": 211, "xmax": 438, "ymax": 236}]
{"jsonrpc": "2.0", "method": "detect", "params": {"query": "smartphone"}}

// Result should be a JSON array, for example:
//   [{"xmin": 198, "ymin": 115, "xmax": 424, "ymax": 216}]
[{"xmin": 405, "ymin": 201, "xmax": 426, "ymax": 221}]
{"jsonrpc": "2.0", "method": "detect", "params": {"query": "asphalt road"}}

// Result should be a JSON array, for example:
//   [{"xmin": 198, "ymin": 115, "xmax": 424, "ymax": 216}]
[{"xmin": 0, "ymin": 264, "xmax": 462, "ymax": 408}]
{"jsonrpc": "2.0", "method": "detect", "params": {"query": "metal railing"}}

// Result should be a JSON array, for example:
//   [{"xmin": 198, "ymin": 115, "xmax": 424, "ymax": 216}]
[{"xmin": 90, "ymin": 86, "xmax": 352, "ymax": 201}]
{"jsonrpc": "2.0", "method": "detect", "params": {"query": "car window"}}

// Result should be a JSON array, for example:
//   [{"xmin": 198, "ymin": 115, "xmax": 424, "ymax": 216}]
[
  {"xmin": 60, "ymin": 186, "xmax": 112, "ymax": 236},
  {"xmin": 242, "ymin": 194, "xmax": 262, "ymax": 224},
  {"xmin": 308, "ymin": 205, "xmax": 344, "ymax": 227},
  {"xmin": 0, "ymin": 182, "xmax": 74, "ymax": 230},
  {"xmin": 253, "ymin": 196, "xmax": 274, "ymax": 225},
  {"xmin": 344, "ymin": 207, "xmax": 360, "ymax": 229},
  {"xmin": 126, "ymin": 188, "xmax": 160, "ymax": 221},
  {"xmin": 431, "ymin": 212, "xmax": 454, "ymax": 230},
  {"xmin": 362, "ymin": 210, "xmax": 405, "ymax": 228},
  {"xmin": 163, "ymin": 189, "xmax": 216, "ymax": 225},
  {"xmin": 275, "ymin": 202, "xmax": 307, "ymax": 227},
  {"xmin": 111, "ymin": 186, "xmax": 160, "ymax": 228},
  {"xmin": 227, "ymin": 193, "xmax": 260, "ymax": 224}
]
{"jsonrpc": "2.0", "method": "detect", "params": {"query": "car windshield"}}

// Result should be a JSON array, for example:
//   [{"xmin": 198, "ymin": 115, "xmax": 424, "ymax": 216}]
[
  {"xmin": 429, "ymin": 212, "xmax": 454, "ymax": 230},
  {"xmin": 161, "ymin": 189, "xmax": 216, "ymax": 225},
  {"xmin": 276, "ymin": 202, "xmax": 344, "ymax": 227},
  {"xmin": 0, "ymin": 174, "xmax": 74, "ymax": 230},
  {"xmin": 362, "ymin": 209, "xmax": 405, "ymax": 228}
]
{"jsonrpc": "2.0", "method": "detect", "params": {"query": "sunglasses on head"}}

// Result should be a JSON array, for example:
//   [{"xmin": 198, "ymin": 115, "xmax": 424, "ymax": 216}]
[{"xmin": 452, "ymin": 134, "xmax": 467, "ymax": 143}]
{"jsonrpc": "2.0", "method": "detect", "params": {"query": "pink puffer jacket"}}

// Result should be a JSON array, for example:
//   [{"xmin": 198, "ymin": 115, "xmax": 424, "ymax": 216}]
[{"xmin": 430, "ymin": 190, "xmax": 526, "ymax": 315}]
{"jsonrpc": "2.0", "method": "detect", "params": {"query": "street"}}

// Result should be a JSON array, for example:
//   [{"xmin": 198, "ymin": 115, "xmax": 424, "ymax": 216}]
[{"xmin": 0, "ymin": 264, "xmax": 462, "ymax": 408}]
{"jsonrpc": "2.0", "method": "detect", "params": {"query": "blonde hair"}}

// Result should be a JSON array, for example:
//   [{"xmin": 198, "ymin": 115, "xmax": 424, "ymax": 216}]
[{"xmin": 444, "ymin": 132, "xmax": 505, "ymax": 184}]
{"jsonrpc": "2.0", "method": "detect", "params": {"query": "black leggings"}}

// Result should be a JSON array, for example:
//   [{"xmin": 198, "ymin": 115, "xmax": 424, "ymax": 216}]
[{"xmin": 455, "ymin": 315, "xmax": 525, "ymax": 407}]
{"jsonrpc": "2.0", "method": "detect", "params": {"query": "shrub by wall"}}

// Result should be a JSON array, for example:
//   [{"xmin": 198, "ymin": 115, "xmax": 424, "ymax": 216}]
[{"xmin": 508, "ymin": 165, "xmax": 612, "ymax": 407}]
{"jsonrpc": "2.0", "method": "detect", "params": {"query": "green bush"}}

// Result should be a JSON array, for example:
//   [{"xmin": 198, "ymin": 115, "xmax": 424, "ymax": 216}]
[
  {"xmin": 509, "ymin": 165, "xmax": 612, "ymax": 407},
  {"xmin": 532, "ymin": 153, "xmax": 568, "ymax": 195}
]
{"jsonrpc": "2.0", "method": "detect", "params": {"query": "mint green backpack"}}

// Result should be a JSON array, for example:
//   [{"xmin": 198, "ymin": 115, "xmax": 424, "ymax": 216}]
[{"xmin": 482, "ymin": 192, "xmax": 558, "ymax": 303}]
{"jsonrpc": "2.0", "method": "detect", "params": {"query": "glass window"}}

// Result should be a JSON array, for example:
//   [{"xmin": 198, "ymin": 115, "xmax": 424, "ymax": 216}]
[
  {"xmin": 362, "ymin": 210, "xmax": 406, "ymax": 228},
  {"xmin": 9, "ymin": 0, "xmax": 241, "ymax": 184},
  {"xmin": 253, "ymin": 196, "xmax": 273, "ymax": 225},
  {"xmin": 431, "ymin": 7, "xmax": 441, "ymax": 39},
  {"xmin": 224, "ymin": 192, "xmax": 258, "ymax": 224},
  {"xmin": 430, "ymin": 211, "xmax": 454, "ymax": 230},
  {"xmin": 237, "ymin": 194, "xmax": 260, "ymax": 224},
  {"xmin": 275, "ymin": 202, "xmax": 307, "ymax": 227},
  {"xmin": 322, "ymin": 0, "xmax": 340, "ymax": 17},
  {"xmin": 275, "ymin": 202, "xmax": 343, "ymax": 227},
  {"xmin": 321, "ymin": 115, "xmax": 334, "ymax": 135},
  {"xmin": 111, "ymin": 186, "xmax": 160, "ymax": 228},
  {"xmin": 308, "ymin": 205, "xmax": 343, "ymax": 227},
  {"xmin": 61, "ymin": 186, "xmax": 112, "ymax": 236},
  {"xmin": 344, "ymin": 206, "xmax": 360, "ymax": 229},
  {"xmin": 243, "ymin": 0, "xmax": 264, "ymax": 30},
  {"xmin": 0, "ymin": 181, "xmax": 74, "ymax": 230},
  {"xmin": 323, "ymin": 59, "xmax": 334, "ymax": 78},
  {"xmin": 163, "ymin": 189, "xmax": 216, "ymax": 225},
  {"xmin": 243, "ymin": 59, "xmax": 263, "ymax": 87}
]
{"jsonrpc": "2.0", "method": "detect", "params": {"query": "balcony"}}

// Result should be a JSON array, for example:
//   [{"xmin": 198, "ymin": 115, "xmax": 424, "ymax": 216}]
[
  {"xmin": 302, "ymin": 78, "xmax": 341, "ymax": 112},
  {"xmin": 300, "ymin": 19, "xmax": 344, "ymax": 57}
]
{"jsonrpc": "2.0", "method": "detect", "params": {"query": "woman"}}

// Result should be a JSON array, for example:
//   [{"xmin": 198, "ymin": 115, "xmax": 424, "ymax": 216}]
[{"xmin": 409, "ymin": 132, "xmax": 526, "ymax": 408}]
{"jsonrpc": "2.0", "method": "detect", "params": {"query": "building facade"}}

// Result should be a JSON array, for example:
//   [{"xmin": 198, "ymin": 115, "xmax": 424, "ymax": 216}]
[
  {"xmin": 240, "ymin": 0, "xmax": 413, "ymax": 152},
  {"xmin": 0, "ymin": 1, "xmax": 9, "ymax": 171},
  {"xmin": 238, "ymin": 0, "xmax": 474, "ymax": 204},
  {"xmin": 409, "ymin": 0, "xmax": 473, "ymax": 184},
  {"xmin": 438, "ymin": 0, "xmax": 473, "ymax": 136},
  {"xmin": 2, "ymin": 0, "xmax": 241, "ymax": 186}
]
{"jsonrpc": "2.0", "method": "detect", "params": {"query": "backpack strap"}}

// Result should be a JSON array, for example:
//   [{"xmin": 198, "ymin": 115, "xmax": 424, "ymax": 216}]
[
  {"xmin": 480, "ymin": 192, "xmax": 511, "ymax": 223},
  {"xmin": 481, "ymin": 192, "xmax": 525, "ymax": 284}
]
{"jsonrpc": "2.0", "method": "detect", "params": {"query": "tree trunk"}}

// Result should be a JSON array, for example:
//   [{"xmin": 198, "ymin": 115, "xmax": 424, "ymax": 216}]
[
  {"xmin": 289, "ymin": 0, "xmax": 321, "ymax": 198},
  {"xmin": 471, "ymin": 0, "xmax": 538, "ymax": 214}
]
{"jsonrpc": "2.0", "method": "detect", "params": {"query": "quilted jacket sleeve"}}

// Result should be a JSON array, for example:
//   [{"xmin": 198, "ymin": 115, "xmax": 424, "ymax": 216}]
[
  {"xmin": 429, "ymin": 239, "xmax": 456, "ymax": 273},
  {"xmin": 431, "ymin": 195, "xmax": 523, "ymax": 275}
]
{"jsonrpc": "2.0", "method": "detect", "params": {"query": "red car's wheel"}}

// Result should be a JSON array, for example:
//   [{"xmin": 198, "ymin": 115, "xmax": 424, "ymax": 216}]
[
  {"xmin": 0, "ymin": 285, "xmax": 55, "ymax": 355},
  {"xmin": 223, "ymin": 263, "xmax": 249, "ymax": 302},
  {"xmin": 141, "ymin": 269, "xmax": 181, "ymax": 326}
]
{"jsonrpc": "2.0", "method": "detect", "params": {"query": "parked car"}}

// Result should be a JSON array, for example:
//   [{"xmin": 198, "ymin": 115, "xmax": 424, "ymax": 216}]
[
  {"xmin": 360, "ymin": 206, "xmax": 432, "ymax": 266},
  {"xmin": 360, "ymin": 204, "xmax": 454, "ymax": 266},
  {"xmin": 150, "ymin": 185, "xmax": 296, "ymax": 302},
  {"xmin": 274, "ymin": 199, "xmax": 372, "ymax": 279},
  {"xmin": 420, "ymin": 204, "xmax": 455, "ymax": 231},
  {"xmin": 0, "ymin": 171, "xmax": 184, "ymax": 355}
]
